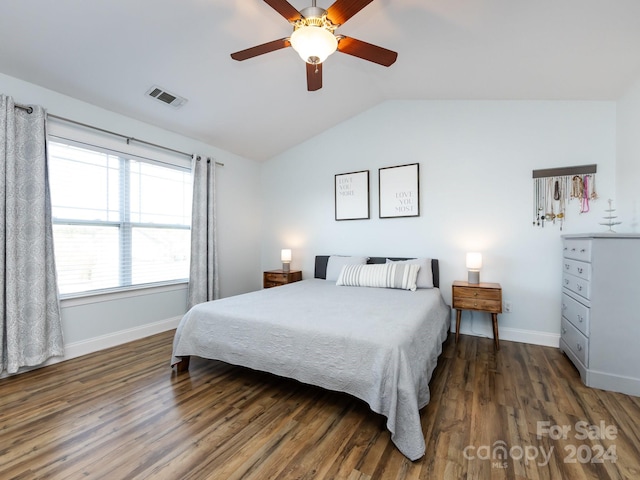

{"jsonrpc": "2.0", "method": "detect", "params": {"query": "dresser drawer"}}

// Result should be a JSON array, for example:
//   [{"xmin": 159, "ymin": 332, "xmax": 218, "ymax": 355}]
[
  {"xmin": 561, "ymin": 317, "xmax": 588, "ymax": 367},
  {"xmin": 561, "ymin": 293, "xmax": 589, "ymax": 336},
  {"xmin": 562, "ymin": 273, "xmax": 591, "ymax": 300},
  {"xmin": 562, "ymin": 258, "xmax": 591, "ymax": 281},
  {"xmin": 453, "ymin": 297, "xmax": 502, "ymax": 313},
  {"xmin": 264, "ymin": 272, "xmax": 288, "ymax": 283},
  {"xmin": 453, "ymin": 286, "xmax": 501, "ymax": 300},
  {"xmin": 563, "ymin": 239, "xmax": 592, "ymax": 262},
  {"xmin": 263, "ymin": 270, "xmax": 302, "ymax": 288}
]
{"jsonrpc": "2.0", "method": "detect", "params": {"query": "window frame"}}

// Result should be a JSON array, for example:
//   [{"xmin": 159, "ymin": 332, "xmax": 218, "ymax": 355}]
[{"xmin": 47, "ymin": 127, "xmax": 193, "ymax": 299}]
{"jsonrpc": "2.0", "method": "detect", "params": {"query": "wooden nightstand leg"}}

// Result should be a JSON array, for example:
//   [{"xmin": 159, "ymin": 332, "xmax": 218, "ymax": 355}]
[
  {"xmin": 455, "ymin": 309, "xmax": 462, "ymax": 343},
  {"xmin": 492, "ymin": 313, "xmax": 500, "ymax": 350}
]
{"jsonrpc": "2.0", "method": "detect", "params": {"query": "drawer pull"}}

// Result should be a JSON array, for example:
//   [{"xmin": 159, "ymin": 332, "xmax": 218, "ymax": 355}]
[
  {"xmin": 577, "ymin": 344, "xmax": 583, "ymax": 351},
  {"xmin": 580, "ymin": 248, "xmax": 586, "ymax": 253},
  {"xmin": 571, "ymin": 248, "xmax": 576, "ymax": 252},
  {"xmin": 577, "ymin": 315, "xmax": 583, "ymax": 323},
  {"xmin": 473, "ymin": 302, "xmax": 478, "ymax": 307},
  {"xmin": 565, "ymin": 264, "xmax": 570, "ymax": 270},
  {"xmin": 562, "ymin": 303, "xmax": 567, "ymax": 310},
  {"xmin": 564, "ymin": 279, "xmax": 569, "ymax": 285},
  {"xmin": 562, "ymin": 327, "xmax": 567, "ymax": 334},
  {"xmin": 577, "ymin": 267, "xmax": 583, "ymax": 274},
  {"xmin": 577, "ymin": 285, "xmax": 583, "ymax": 291},
  {"xmin": 473, "ymin": 292, "xmax": 478, "ymax": 296}
]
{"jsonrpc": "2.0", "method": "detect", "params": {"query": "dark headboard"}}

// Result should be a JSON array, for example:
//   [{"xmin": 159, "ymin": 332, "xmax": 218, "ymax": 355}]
[{"xmin": 314, "ymin": 256, "xmax": 440, "ymax": 288}]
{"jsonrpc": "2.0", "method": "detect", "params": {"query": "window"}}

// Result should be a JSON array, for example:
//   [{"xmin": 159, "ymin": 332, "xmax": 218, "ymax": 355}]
[{"xmin": 48, "ymin": 141, "xmax": 192, "ymax": 296}]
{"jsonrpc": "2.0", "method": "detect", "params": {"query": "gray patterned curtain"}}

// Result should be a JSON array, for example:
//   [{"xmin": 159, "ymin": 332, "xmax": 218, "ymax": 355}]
[
  {"xmin": 187, "ymin": 155, "xmax": 219, "ymax": 309},
  {"xmin": 0, "ymin": 95, "xmax": 64, "ymax": 374}
]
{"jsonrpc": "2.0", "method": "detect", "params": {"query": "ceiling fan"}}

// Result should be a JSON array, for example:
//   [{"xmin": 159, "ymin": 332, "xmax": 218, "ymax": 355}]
[{"xmin": 230, "ymin": 0, "xmax": 398, "ymax": 91}]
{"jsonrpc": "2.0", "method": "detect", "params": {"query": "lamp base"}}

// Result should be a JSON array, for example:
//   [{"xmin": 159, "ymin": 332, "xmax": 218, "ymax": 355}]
[
  {"xmin": 282, "ymin": 263, "xmax": 290, "ymax": 273},
  {"xmin": 468, "ymin": 270, "xmax": 480, "ymax": 284}
]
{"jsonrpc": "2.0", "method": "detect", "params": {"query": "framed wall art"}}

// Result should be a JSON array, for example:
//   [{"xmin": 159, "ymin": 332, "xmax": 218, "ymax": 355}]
[
  {"xmin": 379, "ymin": 163, "xmax": 420, "ymax": 218},
  {"xmin": 335, "ymin": 170, "xmax": 370, "ymax": 220}
]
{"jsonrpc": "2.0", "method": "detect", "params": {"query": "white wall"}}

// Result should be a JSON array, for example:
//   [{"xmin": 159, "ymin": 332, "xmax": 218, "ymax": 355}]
[
  {"xmin": 616, "ymin": 76, "xmax": 640, "ymax": 233},
  {"xmin": 1, "ymin": 73, "xmax": 263, "ymax": 364},
  {"xmin": 1, "ymin": 68, "xmax": 624, "ymax": 360},
  {"xmin": 261, "ymin": 100, "xmax": 617, "ymax": 346}
]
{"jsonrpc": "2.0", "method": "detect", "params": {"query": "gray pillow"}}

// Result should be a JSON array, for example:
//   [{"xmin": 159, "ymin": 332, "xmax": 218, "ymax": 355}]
[
  {"xmin": 337, "ymin": 263, "xmax": 420, "ymax": 291},
  {"xmin": 326, "ymin": 255, "xmax": 368, "ymax": 281},
  {"xmin": 386, "ymin": 258, "xmax": 433, "ymax": 288}
]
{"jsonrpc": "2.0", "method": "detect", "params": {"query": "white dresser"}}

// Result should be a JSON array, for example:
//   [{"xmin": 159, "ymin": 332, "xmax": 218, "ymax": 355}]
[{"xmin": 560, "ymin": 234, "xmax": 640, "ymax": 397}]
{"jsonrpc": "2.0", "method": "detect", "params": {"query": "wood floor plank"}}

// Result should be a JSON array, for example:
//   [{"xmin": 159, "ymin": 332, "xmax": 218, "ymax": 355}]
[{"xmin": 1, "ymin": 331, "xmax": 638, "ymax": 479}]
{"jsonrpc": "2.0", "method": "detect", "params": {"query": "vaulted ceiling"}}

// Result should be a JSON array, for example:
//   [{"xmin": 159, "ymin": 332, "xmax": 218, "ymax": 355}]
[{"xmin": 2, "ymin": 0, "xmax": 640, "ymax": 161}]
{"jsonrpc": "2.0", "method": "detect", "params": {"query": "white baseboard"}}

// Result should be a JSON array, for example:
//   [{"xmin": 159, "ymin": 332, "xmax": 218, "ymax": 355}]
[
  {"xmin": 498, "ymin": 326, "xmax": 560, "ymax": 348},
  {"xmin": 453, "ymin": 324, "xmax": 560, "ymax": 348},
  {"xmin": 586, "ymin": 369, "xmax": 640, "ymax": 397},
  {"xmin": 1, "ymin": 316, "xmax": 182, "ymax": 378},
  {"xmin": 62, "ymin": 315, "xmax": 183, "ymax": 360}
]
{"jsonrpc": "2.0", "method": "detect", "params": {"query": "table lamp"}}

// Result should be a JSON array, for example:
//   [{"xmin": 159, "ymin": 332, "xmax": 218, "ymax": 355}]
[
  {"xmin": 466, "ymin": 252, "xmax": 482, "ymax": 284},
  {"xmin": 281, "ymin": 249, "xmax": 292, "ymax": 273}
]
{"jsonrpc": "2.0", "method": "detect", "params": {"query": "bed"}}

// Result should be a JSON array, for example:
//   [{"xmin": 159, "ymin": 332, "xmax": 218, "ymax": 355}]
[{"xmin": 171, "ymin": 256, "xmax": 451, "ymax": 460}]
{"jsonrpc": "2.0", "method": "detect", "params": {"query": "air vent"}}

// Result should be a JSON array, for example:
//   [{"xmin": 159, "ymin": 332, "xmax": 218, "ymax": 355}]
[{"xmin": 145, "ymin": 85, "xmax": 187, "ymax": 108}]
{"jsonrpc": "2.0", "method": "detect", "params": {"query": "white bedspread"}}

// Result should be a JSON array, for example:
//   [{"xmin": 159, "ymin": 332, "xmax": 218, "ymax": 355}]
[{"xmin": 171, "ymin": 279, "xmax": 451, "ymax": 460}]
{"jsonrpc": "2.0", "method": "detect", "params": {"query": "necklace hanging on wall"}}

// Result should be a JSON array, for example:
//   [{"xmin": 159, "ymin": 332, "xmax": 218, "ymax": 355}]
[
  {"xmin": 534, "ymin": 177, "xmax": 543, "ymax": 227},
  {"xmin": 533, "ymin": 178, "xmax": 536, "ymax": 225},
  {"xmin": 590, "ymin": 174, "xmax": 598, "ymax": 200},
  {"xmin": 531, "ymin": 164, "xmax": 597, "ymax": 229},
  {"xmin": 546, "ymin": 177, "xmax": 556, "ymax": 223},
  {"xmin": 582, "ymin": 175, "xmax": 590, "ymax": 213}
]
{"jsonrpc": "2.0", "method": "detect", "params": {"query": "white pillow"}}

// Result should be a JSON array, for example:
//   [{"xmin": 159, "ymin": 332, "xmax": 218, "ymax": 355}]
[
  {"xmin": 325, "ymin": 255, "xmax": 368, "ymax": 281},
  {"xmin": 386, "ymin": 258, "xmax": 434, "ymax": 288},
  {"xmin": 336, "ymin": 263, "xmax": 420, "ymax": 291}
]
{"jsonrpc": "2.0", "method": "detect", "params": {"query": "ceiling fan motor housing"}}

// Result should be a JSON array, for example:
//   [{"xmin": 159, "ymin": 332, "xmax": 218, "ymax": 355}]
[
  {"xmin": 293, "ymin": 6, "xmax": 337, "ymax": 31},
  {"xmin": 299, "ymin": 6, "xmax": 328, "ymax": 24}
]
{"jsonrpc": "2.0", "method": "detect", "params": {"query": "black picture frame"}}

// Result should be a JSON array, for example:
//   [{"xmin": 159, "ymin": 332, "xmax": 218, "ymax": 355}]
[
  {"xmin": 379, "ymin": 163, "xmax": 420, "ymax": 218},
  {"xmin": 335, "ymin": 170, "xmax": 370, "ymax": 221}
]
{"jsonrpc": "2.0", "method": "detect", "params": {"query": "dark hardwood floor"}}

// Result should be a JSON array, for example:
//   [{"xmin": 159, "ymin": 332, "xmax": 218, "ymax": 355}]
[{"xmin": 1, "ymin": 330, "xmax": 639, "ymax": 479}]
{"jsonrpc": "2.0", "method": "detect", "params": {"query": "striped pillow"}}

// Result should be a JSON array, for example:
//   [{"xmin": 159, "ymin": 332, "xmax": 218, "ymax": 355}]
[
  {"xmin": 386, "ymin": 258, "xmax": 433, "ymax": 289},
  {"xmin": 336, "ymin": 263, "xmax": 420, "ymax": 291}
]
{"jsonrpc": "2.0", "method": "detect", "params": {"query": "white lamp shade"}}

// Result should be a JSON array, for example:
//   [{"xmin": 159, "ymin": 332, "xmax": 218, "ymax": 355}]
[
  {"xmin": 290, "ymin": 25, "xmax": 338, "ymax": 64},
  {"xmin": 281, "ymin": 249, "xmax": 292, "ymax": 263},
  {"xmin": 466, "ymin": 252, "xmax": 482, "ymax": 270}
]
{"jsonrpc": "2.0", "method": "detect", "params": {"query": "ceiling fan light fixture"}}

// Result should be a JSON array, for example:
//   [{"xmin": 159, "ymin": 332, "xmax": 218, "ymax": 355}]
[{"xmin": 290, "ymin": 25, "xmax": 338, "ymax": 64}]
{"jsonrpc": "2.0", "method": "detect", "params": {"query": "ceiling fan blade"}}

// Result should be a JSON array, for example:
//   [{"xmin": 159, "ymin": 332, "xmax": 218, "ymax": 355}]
[
  {"xmin": 337, "ymin": 36, "xmax": 397, "ymax": 66},
  {"xmin": 306, "ymin": 62, "xmax": 323, "ymax": 91},
  {"xmin": 263, "ymin": 0, "xmax": 303, "ymax": 22},
  {"xmin": 231, "ymin": 38, "xmax": 291, "ymax": 61},
  {"xmin": 326, "ymin": 0, "xmax": 374, "ymax": 26}
]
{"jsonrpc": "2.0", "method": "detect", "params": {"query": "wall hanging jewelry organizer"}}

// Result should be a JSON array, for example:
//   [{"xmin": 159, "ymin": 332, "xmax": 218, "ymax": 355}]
[{"xmin": 532, "ymin": 164, "xmax": 597, "ymax": 230}]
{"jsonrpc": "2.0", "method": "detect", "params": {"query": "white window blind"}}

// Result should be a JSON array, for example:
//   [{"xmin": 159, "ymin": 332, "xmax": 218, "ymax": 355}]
[{"xmin": 48, "ymin": 138, "xmax": 192, "ymax": 296}]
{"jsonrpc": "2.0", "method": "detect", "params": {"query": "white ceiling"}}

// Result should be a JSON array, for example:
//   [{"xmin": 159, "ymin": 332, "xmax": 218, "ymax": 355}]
[{"xmin": 2, "ymin": 0, "xmax": 640, "ymax": 161}]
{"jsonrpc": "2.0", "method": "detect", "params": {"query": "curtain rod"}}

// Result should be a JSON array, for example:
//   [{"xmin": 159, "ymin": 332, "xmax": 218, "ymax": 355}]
[
  {"xmin": 48, "ymin": 114, "xmax": 224, "ymax": 167},
  {"xmin": 14, "ymin": 102, "xmax": 34, "ymax": 114},
  {"xmin": 13, "ymin": 103, "xmax": 223, "ymax": 167}
]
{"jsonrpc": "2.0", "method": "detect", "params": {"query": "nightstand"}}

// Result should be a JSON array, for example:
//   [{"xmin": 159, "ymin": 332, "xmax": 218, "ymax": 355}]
[
  {"xmin": 452, "ymin": 280, "xmax": 503, "ymax": 350},
  {"xmin": 263, "ymin": 269, "xmax": 302, "ymax": 288}
]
